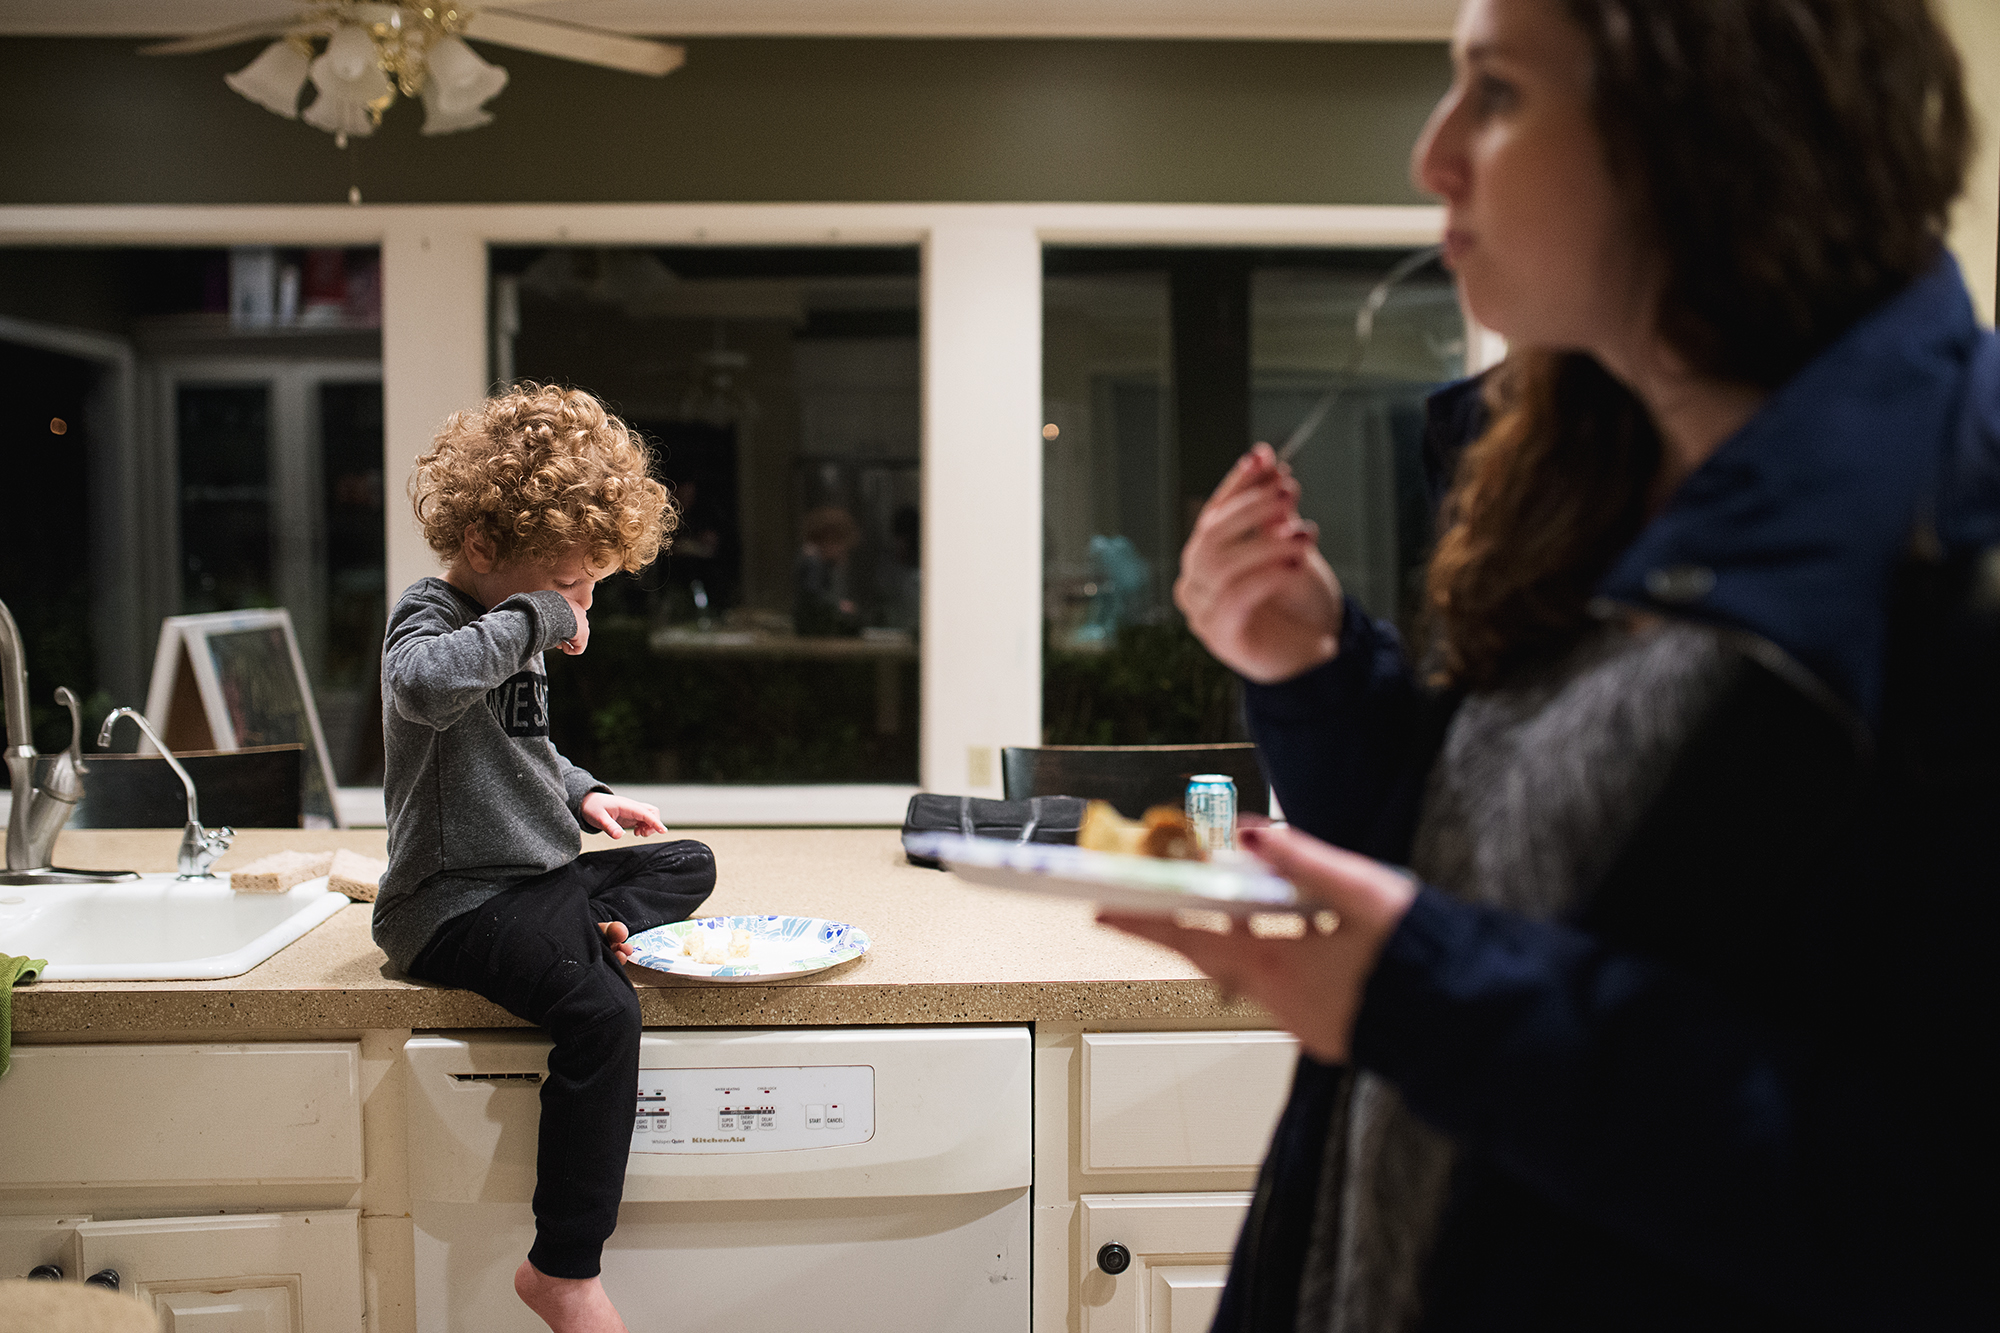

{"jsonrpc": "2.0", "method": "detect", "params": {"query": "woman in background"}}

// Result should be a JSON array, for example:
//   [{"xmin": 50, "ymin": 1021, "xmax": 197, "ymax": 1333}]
[{"xmin": 1113, "ymin": 0, "xmax": 1997, "ymax": 1328}]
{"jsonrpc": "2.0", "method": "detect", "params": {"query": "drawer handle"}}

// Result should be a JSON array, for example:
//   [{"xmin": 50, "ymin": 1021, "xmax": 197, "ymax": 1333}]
[
  {"xmin": 85, "ymin": 1269, "xmax": 121, "ymax": 1291},
  {"xmin": 1097, "ymin": 1242, "xmax": 1132, "ymax": 1275}
]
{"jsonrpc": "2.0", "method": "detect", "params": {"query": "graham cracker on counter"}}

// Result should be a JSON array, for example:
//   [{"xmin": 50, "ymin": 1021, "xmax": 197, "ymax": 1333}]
[
  {"xmin": 329, "ymin": 848, "xmax": 386, "ymax": 902},
  {"xmin": 228, "ymin": 850, "xmax": 334, "ymax": 893}
]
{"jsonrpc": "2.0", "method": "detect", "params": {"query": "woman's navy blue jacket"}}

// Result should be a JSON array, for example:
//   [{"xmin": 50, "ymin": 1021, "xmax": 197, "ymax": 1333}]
[{"xmin": 1220, "ymin": 257, "xmax": 2000, "ymax": 1332}]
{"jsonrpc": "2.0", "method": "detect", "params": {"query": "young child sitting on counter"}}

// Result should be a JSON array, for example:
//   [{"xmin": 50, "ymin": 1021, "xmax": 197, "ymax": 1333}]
[{"xmin": 374, "ymin": 383, "xmax": 715, "ymax": 1333}]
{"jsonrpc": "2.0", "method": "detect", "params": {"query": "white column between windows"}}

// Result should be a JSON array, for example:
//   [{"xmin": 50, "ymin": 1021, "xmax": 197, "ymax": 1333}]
[
  {"xmin": 921, "ymin": 222, "xmax": 1044, "ymax": 795},
  {"xmin": 381, "ymin": 218, "xmax": 488, "ymax": 602}
]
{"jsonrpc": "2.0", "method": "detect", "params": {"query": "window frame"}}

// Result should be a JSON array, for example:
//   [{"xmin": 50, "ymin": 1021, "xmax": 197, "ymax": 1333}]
[{"xmin": 0, "ymin": 202, "xmax": 1453, "ymax": 823}]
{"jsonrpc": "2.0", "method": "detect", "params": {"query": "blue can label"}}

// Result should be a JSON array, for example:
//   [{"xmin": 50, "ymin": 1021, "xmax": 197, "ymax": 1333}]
[{"xmin": 1185, "ymin": 775, "xmax": 1237, "ymax": 854}]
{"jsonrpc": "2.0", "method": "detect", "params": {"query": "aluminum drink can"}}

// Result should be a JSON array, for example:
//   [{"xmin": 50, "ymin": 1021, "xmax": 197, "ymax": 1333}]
[{"xmin": 1185, "ymin": 774, "xmax": 1237, "ymax": 854}]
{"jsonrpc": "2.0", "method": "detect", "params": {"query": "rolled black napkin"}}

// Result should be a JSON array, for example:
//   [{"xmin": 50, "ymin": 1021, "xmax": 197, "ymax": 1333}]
[{"xmin": 901, "ymin": 794, "xmax": 1087, "ymax": 869}]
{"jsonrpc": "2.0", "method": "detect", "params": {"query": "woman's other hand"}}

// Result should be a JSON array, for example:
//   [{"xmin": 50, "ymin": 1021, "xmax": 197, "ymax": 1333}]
[
  {"xmin": 1098, "ymin": 824, "xmax": 1417, "ymax": 1063},
  {"xmin": 1175, "ymin": 444, "xmax": 1345, "ymax": 684}
]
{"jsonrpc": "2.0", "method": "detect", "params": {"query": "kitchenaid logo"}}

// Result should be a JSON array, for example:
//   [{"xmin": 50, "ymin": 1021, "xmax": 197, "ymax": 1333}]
[
  {"xmin": 693, "ymin": 1136, "xmax": 747, "ymax": 1144},
  {"xmin": 488, "ymin": 670, "xmax": 549, "ymax": 737}
]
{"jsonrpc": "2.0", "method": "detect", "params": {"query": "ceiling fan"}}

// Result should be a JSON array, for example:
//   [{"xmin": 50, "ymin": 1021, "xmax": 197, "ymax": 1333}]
[{"xmin": 140, "ymin": 1, "xmax": 685, "ymax": 145}]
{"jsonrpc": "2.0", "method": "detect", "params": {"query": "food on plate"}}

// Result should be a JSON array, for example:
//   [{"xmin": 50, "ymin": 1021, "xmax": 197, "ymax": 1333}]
[
  {"xmin": 680, "ymin": 923, "xmax": 754, "ymax": 965},
  {"xmin": 1076, "ymin": 800, "xmax": 1205, "ymax": 861}
]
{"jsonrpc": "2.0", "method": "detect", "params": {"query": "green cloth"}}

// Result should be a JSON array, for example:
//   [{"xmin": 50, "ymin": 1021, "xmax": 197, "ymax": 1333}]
[{"xmin": 2, "ymin": 954, "xmax": 47, "ymax": 1079}]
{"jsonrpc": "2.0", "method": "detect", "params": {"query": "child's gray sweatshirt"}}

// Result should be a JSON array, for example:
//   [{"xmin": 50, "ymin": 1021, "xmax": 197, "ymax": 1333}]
[{"xmin": 371, "ymin": 577, "xmax": 608, "ymax": 971}]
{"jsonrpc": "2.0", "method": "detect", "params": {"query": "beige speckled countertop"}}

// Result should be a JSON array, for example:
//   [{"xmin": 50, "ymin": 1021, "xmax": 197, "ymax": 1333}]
[{"xmin": 11, "ymin": 827, "xmax": 1255, "ymax": 1035}]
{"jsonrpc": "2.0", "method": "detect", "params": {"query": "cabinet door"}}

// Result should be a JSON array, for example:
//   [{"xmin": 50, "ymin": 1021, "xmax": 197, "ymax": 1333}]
[
  {"xmin": 1079, "ymin": 1193, "xmax": 1250, "ymax": 1333},
  {"xmin": 76, "ymin": 1210, "xmax": 361, "ymax": 1333},
  {"xmin": 0, "ymin": 1043, "xmax": 363, "ymax": 1188},
  {"xmin": 0, "ymin": 1214, "xmax": 88, "ymax": 1280},
  {"xmin": 1081, "ymin": 1031, "xmax": 1297, "ymax": 1175}
]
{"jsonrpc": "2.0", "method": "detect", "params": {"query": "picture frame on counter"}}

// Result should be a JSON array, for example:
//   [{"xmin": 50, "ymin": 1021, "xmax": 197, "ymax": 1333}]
[{"xmin": 142, "ymin": 608, "xmax": 344, "ymax": 828}]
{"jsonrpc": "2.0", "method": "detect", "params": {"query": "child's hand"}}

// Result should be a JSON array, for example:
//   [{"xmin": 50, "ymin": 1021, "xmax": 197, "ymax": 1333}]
[
  {"xmin": 559, "ymin": 599, "xmax": 591, "ymax": 655},
  {"xmin": 581, "ymin": 792, "xmax": 667, "ymax": 840}
]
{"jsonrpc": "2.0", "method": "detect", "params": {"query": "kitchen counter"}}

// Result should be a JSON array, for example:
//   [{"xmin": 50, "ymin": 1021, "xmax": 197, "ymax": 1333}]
[{"xmin": 10, "ymin": 827, "xmax": 1253, "ymax": 1035}]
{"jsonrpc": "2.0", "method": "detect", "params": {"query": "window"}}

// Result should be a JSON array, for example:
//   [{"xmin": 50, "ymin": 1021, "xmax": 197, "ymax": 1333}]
[
  {"xmin": 490, "ymin": 245, "xmax": 922, "ymax": 784},
  {"xmin": 0, "ymin": 246, "xmax": 385, "ymax": 788},
  {"xmin": 1, "ymin": 205, "xmax": 1450, "ymax": 811},
  {"xmin": 1042, "ymin": 246, "xmax": 1464, "ymax": 744}
]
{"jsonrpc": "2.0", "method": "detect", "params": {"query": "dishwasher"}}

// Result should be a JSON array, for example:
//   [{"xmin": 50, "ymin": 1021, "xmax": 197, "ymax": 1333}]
[{"xmin": 405, "ymin": 1026, "xmax": 1032, "ymax": 1332}]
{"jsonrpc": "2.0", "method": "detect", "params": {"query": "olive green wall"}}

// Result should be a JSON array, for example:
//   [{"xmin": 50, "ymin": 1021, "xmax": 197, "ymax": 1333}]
[{"xmin": 2, "ymin": 37, "xmax": 1448, "ymax": 206}]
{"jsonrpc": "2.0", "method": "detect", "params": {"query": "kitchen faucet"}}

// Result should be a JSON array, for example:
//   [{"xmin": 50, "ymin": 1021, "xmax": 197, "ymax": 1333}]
[
  {"xmin": 98, "ymin": 709, "xmax": 235, "ymax": 879},
  {"xmin": 0, "ymin": 596, "xmax": 136, "ymax": 885}
]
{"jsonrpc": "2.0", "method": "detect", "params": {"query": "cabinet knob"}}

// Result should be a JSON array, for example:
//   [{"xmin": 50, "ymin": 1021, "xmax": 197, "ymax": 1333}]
[
  {"xmin": 1097, "ymin": 1242, "xmax": 1132, "ymax": 1275},
  {"xmin": 27, "ymin": 1264, "xmax": 63, "ymax": 1280},
  {"xmin": 85, "ymin": 1268, "xmax": 120, "ymax": 1291}
]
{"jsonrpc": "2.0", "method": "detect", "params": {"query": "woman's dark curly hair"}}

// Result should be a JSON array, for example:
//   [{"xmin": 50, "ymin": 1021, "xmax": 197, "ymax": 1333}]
[
  {"xmin": 411, "ymin": 383, "xmax": 675, "ymax": 573},
  {"xmin": 1426, "ymin": 0, "xmax": 1972, "ymax": 689}
]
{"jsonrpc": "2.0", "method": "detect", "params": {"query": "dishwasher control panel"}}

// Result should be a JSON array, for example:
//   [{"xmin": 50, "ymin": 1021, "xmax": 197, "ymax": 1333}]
[{"xmin": 630, "ymin": 1064, "xmax": 875, "ymax": 1153}]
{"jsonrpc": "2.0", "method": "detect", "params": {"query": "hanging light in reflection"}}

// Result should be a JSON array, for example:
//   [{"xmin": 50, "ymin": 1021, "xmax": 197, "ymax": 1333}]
[{"xmin": 680, "ymin": 330, "xmax": 758, "ymax": 430}]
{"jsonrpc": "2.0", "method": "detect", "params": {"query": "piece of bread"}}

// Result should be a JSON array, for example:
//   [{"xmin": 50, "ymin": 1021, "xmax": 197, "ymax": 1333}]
[
  {"xmin": 1076, "ymin": 800, "xmax": 1205, "ymax": 861},
  {"xmin": 328, "ymin": 848, "xmax": 387, "ymax": 902},
  {"xmin": 228, "ymin": 849, "xmax": 334, "ymax": 893}
]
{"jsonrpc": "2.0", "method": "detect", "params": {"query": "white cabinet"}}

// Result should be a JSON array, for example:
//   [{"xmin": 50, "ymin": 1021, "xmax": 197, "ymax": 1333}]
[
  {"xmin": 0, "ymin": 1043, "xmax": 363, "ymax": 1187},
  {"xmin": 1080, "ymin": 1032, "xmax": 1297, "ymax": 1175},
  {"xmin": 1080, "ymin": 1193, "xmax": 1250, "ymax": 1333},
  {"xmin": 0, "ymin": 1043, "xmax": 368, "ymax": 1331},
  {"xmin": 3, "ymin": 1212, "xmax": 363, "ymax": 1332},
  {"xmin": 1037, "ymin": 1028, "xmax": 1298, "ymax": 1333},
  {"xmin": 77, "ymin": 1210, "xmax": 363, "ymax": 1333},
  {"xmin": 0, "ymin": 1214, "xmax": 88, "ymax": 1279}
]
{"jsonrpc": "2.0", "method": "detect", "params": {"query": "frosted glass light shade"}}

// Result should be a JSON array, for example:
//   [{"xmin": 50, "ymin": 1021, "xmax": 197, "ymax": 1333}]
[
  {"xmin": 420, "ymin": 86, "xmax": 495, "ymax": 135},
  {"xmin": 310, "ymin": 24, "xmax": 391, "ymax": 103},
  {"xmin": 304, "ymin": 23, "xmax": 391, "ymax": 140},
  {"xmin": 225, "ymin": 40, "xmax": 310, "ymax": 119},
  {"xmin": 424, "ymin": 35, "xmax": 508, "ymax": 115},
  {"xmin": 303, "ymin": 88, "xmax": 380, "ymax": 139},
  {"xmin": 317, "ymin": 23, "xmax": 384, "ymax": 87}
]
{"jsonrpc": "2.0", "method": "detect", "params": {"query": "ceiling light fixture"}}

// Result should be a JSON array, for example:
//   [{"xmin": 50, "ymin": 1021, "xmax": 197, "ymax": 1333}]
[{"xmin": 145, "ymin": 2, "xmax": 685, "ymax": 148}]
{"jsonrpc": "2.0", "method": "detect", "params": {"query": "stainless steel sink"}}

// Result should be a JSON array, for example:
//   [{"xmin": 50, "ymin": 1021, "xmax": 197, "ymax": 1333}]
[{"xmin": 0, "ymin": 874, "xmax": 347, "ymax": 980}]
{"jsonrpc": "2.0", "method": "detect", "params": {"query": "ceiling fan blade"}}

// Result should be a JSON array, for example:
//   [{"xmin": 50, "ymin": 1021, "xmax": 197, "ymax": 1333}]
[
  {"xmin": 138, "ymin": 19, "xmax": 298, "ymax": 57},
  {"xmin": 466, "ymin": 11, "xmax": 686, "ymax": 77}
]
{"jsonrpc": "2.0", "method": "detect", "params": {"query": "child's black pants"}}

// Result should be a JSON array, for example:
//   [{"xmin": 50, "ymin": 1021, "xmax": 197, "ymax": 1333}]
[{"xmin": 407, "ymin": 839, "xmax": 715, "ymax": 1279}]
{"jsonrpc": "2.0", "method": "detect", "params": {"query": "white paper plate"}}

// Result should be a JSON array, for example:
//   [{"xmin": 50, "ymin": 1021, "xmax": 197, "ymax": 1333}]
[
  {"xmin": 908, "ymin": 832, "xmax": 1299, "ymax": 916},
  {"xmin": 626, "ymin": 914, "xmax": 871, "ymax": 982}
]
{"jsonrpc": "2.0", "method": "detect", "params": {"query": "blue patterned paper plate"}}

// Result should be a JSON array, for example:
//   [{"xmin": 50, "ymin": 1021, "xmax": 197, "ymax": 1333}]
[{"xmin": 626, "ymin": 914, "xmax": 872, "ymax": 982}]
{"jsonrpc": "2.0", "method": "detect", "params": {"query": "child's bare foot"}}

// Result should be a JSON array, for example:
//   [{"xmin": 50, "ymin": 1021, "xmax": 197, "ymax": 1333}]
[
  {"xmin": 596, "ymin": 920, "xmax": 634, "ymax": 964},
  {"xmin": 515, "ymin": 1259, "xmax": 629, "ymax": 1333}
]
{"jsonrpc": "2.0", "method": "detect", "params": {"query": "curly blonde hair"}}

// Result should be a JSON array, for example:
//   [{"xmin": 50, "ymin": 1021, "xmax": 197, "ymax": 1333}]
[{"xmin": 411, "ymin": 383, "xmax": 675, "ymax": 573}]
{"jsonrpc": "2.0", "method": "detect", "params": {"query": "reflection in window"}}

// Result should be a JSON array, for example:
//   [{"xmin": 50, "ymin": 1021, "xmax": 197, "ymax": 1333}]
[
  {"xmin": 0, "ymin": 246, "xmax": 385, "ymax": 787},
  {"xmin": 491, "ymin": 246, "xmax": 921, "ymax": 784},
  {"xmin": 1042, "ymin": 248, "xmax": 1464, "ymax": 745},
  {"xmin": 178, "ymin": 385, "xmax": 274, "ymax": 613}
]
